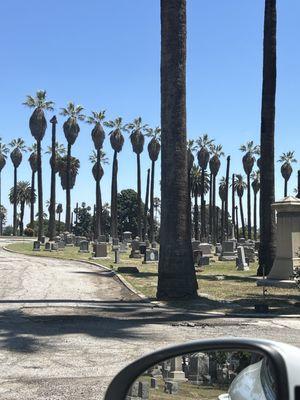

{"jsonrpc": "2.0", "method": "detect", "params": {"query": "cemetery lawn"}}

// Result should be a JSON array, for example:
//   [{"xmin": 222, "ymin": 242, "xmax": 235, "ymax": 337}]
[{"xmin": 6, "ymin": 241, "xmax": 300, "ymax": 315}]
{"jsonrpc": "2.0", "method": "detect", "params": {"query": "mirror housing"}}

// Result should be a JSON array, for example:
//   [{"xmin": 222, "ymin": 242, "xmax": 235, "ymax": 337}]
[{"xmin": 104, "ymin": 338, "xmax": 290, "ymax": 399}]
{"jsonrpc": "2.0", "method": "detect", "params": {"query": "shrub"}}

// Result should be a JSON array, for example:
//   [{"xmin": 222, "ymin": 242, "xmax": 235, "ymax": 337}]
[{"xmin": 24, "ymin": 227, "xmax": 34, "ymax": 237}]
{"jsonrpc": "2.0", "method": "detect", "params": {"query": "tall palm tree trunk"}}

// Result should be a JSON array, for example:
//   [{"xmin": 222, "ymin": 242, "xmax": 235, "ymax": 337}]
[
  {"xmin": 95, "ymin": 149, "xmax": 101, "ymax": 239},
  {"xmin": 194, "ymin": 192, "xmax": 199, "ymax": 240},
  {"xmin": 137, "ymin": 153, "xmax": 142, "ymax": 238},
  {"xmin": 65, "ymin": 144, "xmax": 71, "ymax": 231},
  {"xmin": 13, "ymin": 167, "xmax": 17, "ymax": 236},
  {"xmin": 49, "ymin": 118, "xmax": 57, "ymax": 240},
  {"xmin": 157, "ymin": 0, "xmax": 198, "ymax": 300},
  {"xmin": 297, "ymin": 170, "xmax": 300, "ymax": 199},
  {"xmin": 144, "ymin": 168, "xmax": 150, "ymax": 240},
  {"xmin": 150, "ymin": 161, "xmax": 155, "ymax": 242},
  {"xmin": 58, "ymin": 211, "xmax": 61, "ymax": 234},
  {"xmin": 235, "ymin": 206, "xmax": 240, "ymax": 241},
  {"xmin": 284, "ymin": 178, "xmax": 287, "ymax": 197},
  {"xmin": 232, "ymin": 173, "xmax": 235, "ymax": 237},
  {"xmin": 258, "ymin": 0, "xmax": 277, "ymax": 275},
  {"xmin": 19, "ymin": 201, "xmax": 25, "ymax": 236},
  {"xmin": 247, "ymin": 173, "xmax": 252, "ymax": 239},
  {"xmin": 209, "ymin": 172, "xmax": 212, "ymax": 239},
  {"xmin": 110, "ymin": 151, "xmax": 118, "ymax": 238},
  {"xmin": 30, "ymin": 170, "xmax": 35, "ymax": 228},
  {"xmin": 239, "ymin": 196, "xmax": 246, "ymax": 238},
  {"xmin": 0, "ymin": 172, "xmax": 2, "ymax": 235},
  {"xmin": 37, "ymin": 140, "xmax": 44, "ymax": 240},
  {"xmin": 200, "ymin": 167, "xmax": 205, "ymax": 241},
  {"xmin": 212, "ymin": 174, "xmax": 216, "ymax": 244},
  {"xmin": 225, "ymin": 156, "xmax": 230, "ymax": 239},
  {"xmin": 221, "ymin": 200, "xmax": 224, "ymax": 242},
  {"xmin": 254, "ymin": 192, "xmax": 257, "ymax": 241}
]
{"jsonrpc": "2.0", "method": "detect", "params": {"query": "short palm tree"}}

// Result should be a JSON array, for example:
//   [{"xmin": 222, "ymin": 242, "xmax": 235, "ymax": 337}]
[
  {"xmin": 126, "ymin": 117, "xmax": 148, "ymax": 239},
  {"xmin": 28, "ymin": 143, "xmax": 38, "ymax": 228},
  {"xmin": 146, "ymin": 127, "xmax": 161, "ymax": 242},
  {"xmin": 278, "ymin": 151, "xmax": 297, "ymax": 197},
  {"xmin": 9, "ymin": 138, "xmax": 26, "ymax": 235},
  {"xmin": 56, "ymin": 203, "xmax": 63, "ymax": 234},
  {"xmin": 190, "ymin": 165, "xmax": 209, "ymax": 240},
  {"xmin": 251, "ymin": 170, "xmax": 260, "ymax": 241},
  {"xmin": 87, "ymin": 110, "xmax": 106, "ymax": 240},
  {"xmin": 0, "ymin": 140, "xmax": 9, "ymax": 234},
  {"xmin": 60, "ymin": 102, "xmax": 85, "ymax": 231},
  {"xmin": 89, "ymin": 150, "xmax": 109, "ymax": 239},
  {"xmin": 197, "ymin": 134, "xmax": 214, "ymax": 240},
  {"xmin": 58, "ymin": 155, "xmax": 80, "ymax": 192},
  {"xmin": 234, "ymin": 174, "xmax": 247, "ymax": 239},
  {"xmin": 240, "ymin": 141, "xmax": 260, "ymax": 239},
  {"xmin": 104, "ymin": 117, "xmax": 126, "ymax": 238},
  {"xmin": 209, "ymin": 144, "xmax": 224, "ymax": 243},
  {"xmin": 23, "ymin": 90, "xmax": 54, "ymax": 240},
  {"xmin": 9, "ymin": 181, "xmax": 33, "ymax": 236}
]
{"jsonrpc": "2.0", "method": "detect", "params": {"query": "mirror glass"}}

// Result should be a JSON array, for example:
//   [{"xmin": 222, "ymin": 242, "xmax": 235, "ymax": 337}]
[{"xmin": 126, "ymin": 349, "xmax": 278, "ymax": 399}]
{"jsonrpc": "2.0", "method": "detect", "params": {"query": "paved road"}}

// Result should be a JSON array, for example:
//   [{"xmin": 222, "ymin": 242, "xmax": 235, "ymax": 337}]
[{"xmin": 0, "ymin": 244, "xmax": 299, "ymax": 399}]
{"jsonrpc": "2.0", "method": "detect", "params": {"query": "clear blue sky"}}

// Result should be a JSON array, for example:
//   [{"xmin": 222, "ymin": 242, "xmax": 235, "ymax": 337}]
[{"xmin": 0, "ymin": 0, "xmax": 299, "ymax": 226}]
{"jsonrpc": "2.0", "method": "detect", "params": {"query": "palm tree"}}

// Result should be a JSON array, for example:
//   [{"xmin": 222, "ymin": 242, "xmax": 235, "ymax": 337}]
[
  {"xmin": 157, "ymin": 0, "xmax": 198, "ymax": 299},
  {"xmin": 251, "ymin": 170, "xmax": 260, "ymax": 241},
  {"xmin": 56, "ymin": 203, "xmax": 63, "ymax": 234},
  {"xmin": 9, "ymin": 138, "xmax": 26, "ymax": 236},
  {"xmin": 224, "ymin": 155, "xmax": 231, "ymax": 240},
  {"xmin": 219, "ymin": 177, "xmax": 227, "ymax": 242},
  {"xmin": 190, "ymin": 165, "xmax": 201, "ymax": 240},
  {"xmin": 258, "ymin": 0, "xmax": 277, "ymax": 276},
  {"xmin": 126, "ymin": 117, "xmax": 148, "ymax": 239},
  {"xmin": 234, "ymin": 174, "xmax": 247, "ymax": 239},
  {"xmin": 28, "ymin": 143, "xmax": 38, "ymax": 228},
  {"xmin": 0, "ymin": 140, "xmax": 9, "ymax": 235},
  {"xmin": 197, "ymin": 134, "xmax": 214, "ymax": 241},
  {"xmin": 86, "ymin": 110, "xmax": 106, "ymax": 240},
  {"xmin": 278, "ymin": 151, "xmax": 297, "ymax": 197},
  {"xmin": 47, "ymin": 116, "xmax": 57, "ymax": 240},
  {"xmin": 9, "ymin": 181, "xmax": 33, "ymax": 236},
  {"xmin": 60, "ymin": 102, "xmax": 85, "ymax": 231},
  {"xmin": 146, "ymin": 127, "xmax": 161, "ymax": 242},
  {"xmin": 89, "ymin": 150, "xmax": 109, "ymax": 239},
  {"xmin": 104, "ymin": 117, "xmax": 126, "ymax": 239},
  {"xmin": 187, "ymin": 140, "xmax": 196, "ymax": 239},
  {"xmin": 209, "ymin": 144, "xmax": 224, "ymax": 243},
  {"xmin": 231, "ymin": 173, "xmax": 236, "ymax": 237},
  {"xmin": 240, "ymin": 141, "xmax": 260, "ymax": 239},
  {"xmin": 23, "ymin": 90, "xmax": 54, "ymax": 241}
]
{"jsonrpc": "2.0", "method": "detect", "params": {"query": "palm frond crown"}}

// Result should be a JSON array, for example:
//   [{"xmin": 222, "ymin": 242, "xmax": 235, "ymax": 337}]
[
  {"xmin": 60, "ymin": 102, "xmax": 85, "ymax": 121},
  {"xmin": 23, "ymin": 90, "xmax": 54, "ymax": 110},
  {"xmin": 86, "ymin": 110, "xmax": 106, "ymax": 125},
  {"xmin": 277, "ymin": 151, "xmax": 297, "ymax": 164}
]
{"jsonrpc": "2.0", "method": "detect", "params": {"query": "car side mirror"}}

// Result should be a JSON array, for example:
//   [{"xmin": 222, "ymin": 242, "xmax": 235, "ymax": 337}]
[{"xmin": 105, "ymin": 338, "xmax": 291, "ymax": 399}]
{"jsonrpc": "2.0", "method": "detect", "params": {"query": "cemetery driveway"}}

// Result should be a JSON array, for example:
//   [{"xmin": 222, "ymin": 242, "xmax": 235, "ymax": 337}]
[{"xmin": 0, "ymin": 243, "xmax": 300, "ymax": 400}]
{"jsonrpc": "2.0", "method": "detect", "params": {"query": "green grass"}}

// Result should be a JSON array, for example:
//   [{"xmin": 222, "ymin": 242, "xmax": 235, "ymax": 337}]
[{"xmin": 6, "ymin": 241, "xmax": 300, "ymax": 314}]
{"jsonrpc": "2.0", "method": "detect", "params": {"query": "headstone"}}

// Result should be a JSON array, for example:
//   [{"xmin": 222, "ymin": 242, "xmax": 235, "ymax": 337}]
[
  {"xmin": 164, "ymin": 381, "xmax": 179, "ymax": 394},
  {"xmin": 139, "ymin": 242, "xmax": 147, "ymax": 255},
  {"xmin": 119, "ymin": 242, "xmax": 128, "ymax": 253},
  {"xmin": 44, "ymin": 242, "xmax": 51, "ymax": 251},
  {"xmin": 130, "ymin": 239, "xmax": 141, "ymax": 258},
  {"xmin": 33, "ymin": 241, "xmax": 41, "ymax": 251},
  {"xmin": 198, "ymin": 256, "xmax": 210, "ymax": 267},
  {"xmin": 79, "ymin": 240, "xmax": 89, "ymax": 253},
  {"xmin": 57, "ymin": 241, "xmax": 65, "ymax": 251},
  {"xmin": 51, "ymin": 242, "xmax": 58, "ymax": 251},
  {"xmin": 244, "ymin": 246, "xmax": 256, "ymax": 262},
  {"xmin": 219, "ymin": 240, "xmax": 237, "ymax": 261},
  {"xmin": 236, "ymin": 246, "xmax": 249, "ymax": 271},
  {"xmin": 169, "ymin": 357, "xmax": 186, "ymax": 381},
  {"xmin": 108, "ymin": 236, "xmax": 113, "ymax": 244},
  {"xmin": 215, "ymin": 243, "xmax": 222, "ymax": 255},
  {"xmin": 112, "ymin": 238, "xmax": 119, "ymax": 246},
  {"xmin": 239, "ymin": 237, "xmax": 246, "ymax": 244},
  {"xmin": 66, "ymin": 234, "xmax": 75, "ymax": 246},
  {"xmin": 150, "ymin": 377, "xmax": 158, "ymax": 389},
  {"xmin": 151, "ymin": 241, "xmax": 158, "ymax": 249},
  {"xmin": 198, "ymin": 243, "xmax": 213, "ymax": 258},
  {"xmin": 193, "ymin": 250, "xmax": 202, "ymax": 265},
  {"xmin": 143, "ymin": 249, "xmax": 159, "ymax": 263},
  {"xmin": 123, "ymin": 231, "xmax": 132, "ymax": 243},
  {"xmin": 54, "ymin": 236, "xmax": 61, "ymax": 243},
  {"xmin": 40, "ymin": 236, "xmax": 46, "ymax": 245},
  {"xmin": 93, "ymin": 243, "xmax": 107, "ymax": 258},
  {"xmin": 138, "ymin": 381, "xmax": 149, "ymax": 399}
]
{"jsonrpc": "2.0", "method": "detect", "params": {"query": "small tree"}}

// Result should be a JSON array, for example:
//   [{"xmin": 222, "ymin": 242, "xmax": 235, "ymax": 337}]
[{"xmin": 278, "ymin": 151, "xmax": 297, "ymax": 197}]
